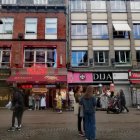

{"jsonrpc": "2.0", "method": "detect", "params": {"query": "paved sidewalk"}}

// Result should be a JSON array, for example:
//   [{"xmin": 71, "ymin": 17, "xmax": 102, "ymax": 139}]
[{"xmin": 0, "ymin": 108, "xmax": 140, "ymax": 140}]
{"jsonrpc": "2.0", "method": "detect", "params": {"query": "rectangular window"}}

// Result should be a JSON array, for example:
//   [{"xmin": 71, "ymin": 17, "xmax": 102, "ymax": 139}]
[
  {"xmin": 45, "ymin": 18, "xmax": 57, "ymax": 39},
  {"xmin": 71, "ymin": 24, "xmax": 87, "ymax": 39},
  {"xmin": 0, "ymin": 48, "xmax": 11, "ymax": 68},
  {"xmin": 24, "ymin": 48, "xmax": 56, "ymax": 68},
  {"xmin": 94, "ymin": 51, "xmax": 109, "ymax": 66},
  {"xmin": 133, "ymin": 24, "xmax": 140, "ymax": 39},
  {"xmin": 71, "ymin": 51, "xmax": 88, "ymax": 67},
  {"xmin": 92, "ymin": 24, "xmax": 108, "ymax": 39},
  {"xmin": 131, "ymin": 1, "xmax": 140, "ymax": 12},
  {"xmin": 2, "ymin": 0, "xmax": 16, "ymax": 4},
  {"xmin": 34, "ymin": 0, "xmax": 48, "ymax": 5},
  {"xmin": 115, "ymin": 51, "xmax": 130, "ymax": 64},
  {"xmin": 110, "ymin": 0, "xmax": 126, "ymax": 12},
  {"xmin": 91, "ymin": 0, "xmax": 106, "ymax": 12},
  {"xmin": 0, "ymin": 18, "xmax": 14, "ymax": 34},
  {"xmin": 70, "ymin": 0, "xmax": 86, "ymax": 12},
  {"xmin": 25, "ymin": 18, "xmax": 37, "ymax": 34}
]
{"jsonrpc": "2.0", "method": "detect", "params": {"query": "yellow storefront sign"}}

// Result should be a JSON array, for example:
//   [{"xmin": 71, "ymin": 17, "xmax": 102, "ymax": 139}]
[{"xmin": 32, "ymin": 88, "xmax": 48, "ymax": 93}]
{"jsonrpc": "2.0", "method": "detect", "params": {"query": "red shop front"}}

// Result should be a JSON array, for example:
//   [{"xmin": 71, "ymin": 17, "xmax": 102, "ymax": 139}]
[{"xmin": 6, "ymin": 66, "xmax": 67, "ymax": 108}]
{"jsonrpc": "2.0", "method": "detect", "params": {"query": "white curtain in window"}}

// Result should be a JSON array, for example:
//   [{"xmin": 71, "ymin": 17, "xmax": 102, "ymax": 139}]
[
  {"xmin": 34, "ymin": 0, "xmax": 48, "ymax": 5},
  {"xmin": 91, "ymin": 0, "xmax": 106, "ymax": 11},
  {"xmin": 2, "ymin": 0, "xmax": 16, "ymax": 4}
]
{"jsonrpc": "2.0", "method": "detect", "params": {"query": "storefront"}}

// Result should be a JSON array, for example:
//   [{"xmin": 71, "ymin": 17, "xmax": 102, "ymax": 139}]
[
  {"xmin": 129, "ymin": 71, "xmax": 140, "ymax": 106},
  {"xmin": 113, "ymin": 72, "xmax": 131, "ymax": 106},
  {"xmin": 67, "ymin": 71, "xmax": 113, "ymax": 93},
  {"xmin": 7, "ymin": 66, "xmax": 67, "ymax": 108},
  {"xmin": 0, "ymin": 69, "xmax": 11, "ymax": 107}
]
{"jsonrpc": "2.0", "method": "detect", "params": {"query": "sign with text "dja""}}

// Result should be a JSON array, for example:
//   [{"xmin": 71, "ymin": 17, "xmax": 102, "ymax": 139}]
[{"xmin": 93, "ymin": 72, "xmax": 113, "ymax": 81}]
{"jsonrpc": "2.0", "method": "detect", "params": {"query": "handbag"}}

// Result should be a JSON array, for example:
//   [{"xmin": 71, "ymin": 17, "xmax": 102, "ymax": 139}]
[{"xmin": 74, "ymin": 103, "xmax": 79, "ymax": 115}]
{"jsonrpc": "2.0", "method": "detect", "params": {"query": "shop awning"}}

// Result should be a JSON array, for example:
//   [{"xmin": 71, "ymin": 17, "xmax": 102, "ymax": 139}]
[
  {"xmin": 113, "ymin": 23, "xmax": 131, "ymax": 31},
  {"xmin": 130, "ymin": 80, "xmax": 140, "ymax": 84},
  {"xmin": 6, "ymin": 75, "xmax": 67, "ymax": 83}
]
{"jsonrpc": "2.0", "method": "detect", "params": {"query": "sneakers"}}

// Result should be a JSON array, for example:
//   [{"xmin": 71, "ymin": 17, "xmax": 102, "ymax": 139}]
[
  {"xmin": 16, "ymin": 127, "xmax": 21, "ymax": 131},
  {"xmin": 78, "ymin": 131, "xmax": 85, "ymax": 137},
  {"xmin": 7, "ymin": 127, "xmax": 15, "ymax": 132}
]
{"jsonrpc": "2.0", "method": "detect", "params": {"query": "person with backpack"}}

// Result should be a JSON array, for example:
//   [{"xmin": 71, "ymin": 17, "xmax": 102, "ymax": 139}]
[
  {"xmin": 8, "ymin": 87, "xmax": 25, "ymax": 131},
  {"xmin": 80, "ymin": 85, "xmax": 97, "ymax": 140}
]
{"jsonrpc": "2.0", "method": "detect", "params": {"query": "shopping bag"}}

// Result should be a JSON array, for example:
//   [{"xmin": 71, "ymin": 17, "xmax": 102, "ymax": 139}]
[
  {"xmin": 74, "ymin": 103, "xmax": 79, "ymax": 115},
  {"xmin": 5, "ymin": 101, "xmax": 12, "ymax": 110}
]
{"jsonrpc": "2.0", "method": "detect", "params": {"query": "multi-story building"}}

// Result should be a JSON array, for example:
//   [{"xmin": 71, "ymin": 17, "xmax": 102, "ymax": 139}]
[
  {"xmin": 68, "ymin": 0, "xmax": 140, "ymax": 106},
  {"xmin": 0, "ymin": 0, "xmax": 67, "ymax": 107}
]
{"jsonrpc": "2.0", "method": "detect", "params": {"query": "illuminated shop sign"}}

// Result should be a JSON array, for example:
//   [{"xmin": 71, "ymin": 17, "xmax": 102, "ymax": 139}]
[
  {"xmin": 27, "ymin": 64, "xmax": 47, "ymax": 75},
  {"xmin": 93, "ymin": 72, "xmax": 113, "ymax": 81}
]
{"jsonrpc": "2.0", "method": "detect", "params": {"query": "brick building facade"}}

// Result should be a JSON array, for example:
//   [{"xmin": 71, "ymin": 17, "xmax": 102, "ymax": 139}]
[{"xmin": 0, "ymin": 0, "xmax": 67, "ymax": 107}]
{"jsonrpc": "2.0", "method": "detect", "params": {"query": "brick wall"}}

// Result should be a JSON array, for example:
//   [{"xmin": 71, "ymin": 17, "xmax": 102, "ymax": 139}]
[{"xmin": 0, "ymin": 12, "xmax": 66, "ymax": 68}]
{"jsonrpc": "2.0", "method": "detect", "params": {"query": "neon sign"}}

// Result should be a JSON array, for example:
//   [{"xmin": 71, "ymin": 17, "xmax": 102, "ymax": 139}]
[{"xmin": 27, "ymin": 64, "xmax": 47, "ymax": 75}]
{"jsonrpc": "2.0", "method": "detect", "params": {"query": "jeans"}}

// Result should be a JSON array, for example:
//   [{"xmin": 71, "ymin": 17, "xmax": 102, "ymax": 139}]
[
  {"xmin": 12, "ymin": 108, "xmax": 24, "ymax": 127},
  {"xmin": 84, "ymin": 112, "xmax": 96, "ymax": 140}
]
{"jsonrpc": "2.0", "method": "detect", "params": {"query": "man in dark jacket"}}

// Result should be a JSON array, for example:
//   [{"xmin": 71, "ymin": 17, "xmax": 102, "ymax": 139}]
[
  {"xmin": 8, "ymin": 87, "xmax": 25, "ymax": 131},
  {"xmin": 120, "ymin": 89, "xmax": 129, "ymax": 113}
]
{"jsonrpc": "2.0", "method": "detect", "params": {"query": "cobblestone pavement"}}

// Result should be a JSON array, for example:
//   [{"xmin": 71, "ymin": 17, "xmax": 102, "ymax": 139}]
[{"xmin": 0, "ymin": 108, "xmax": 140, "ymax": 140}]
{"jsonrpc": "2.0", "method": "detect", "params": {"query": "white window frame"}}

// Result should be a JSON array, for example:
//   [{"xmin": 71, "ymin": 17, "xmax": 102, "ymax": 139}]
[
  {"xmin": 92, "ymin": 24, "xmax": 108, "ymax": 39},
  {"xmin": 25, "ymin": 18, "xmax": 37, "ymax": 39},
  {"xmin": 70, "ymin": 0, "xmax": 86, "ymax": 12},
  {"xmin": 45, "ymin": 18, "xmax": 57, "ymax": 39},
  {"xmin": 71, "ymin": 51, "xmax": 88, "ymax": 67},
  {"xmin": 130, "ymin": 1, "xmax": 140, "ymax": 12},
  {"xmin": 0, "ymin": 18, "xmax": 14, "ymax": 39},
  {"xmin": 71, "ymin": 24, "xmax": 87, "ymax": 39},
  {"xmin": 116, "ymin": 51, "xmax": 130, "ymax": 64},
  {"xmin": 24, "ymin": 48, "xmax": 57, "ymax": 68},
  {"xmin": 0, "ymin": 48, "xmax": 11, "ymax": 68},
  {"xmin": 2, "ymin": 0, "xmax": 16, "ymax": 4},
  {"xmin": 97, "ymin": 51, "xmax": 105, "ymax": 63},
  {"xmin": 34, "ymin": 0, "xmax": 48, "ymax": 5},
  {"xmin": 110, "ymin": 0, "xmax": 126, "ymax": 12}
]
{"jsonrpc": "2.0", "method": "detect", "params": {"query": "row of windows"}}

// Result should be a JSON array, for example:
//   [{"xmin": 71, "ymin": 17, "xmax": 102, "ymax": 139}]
[
  {"xmin": 0, "ymin": 48, "xmax": 56, "ymax": 68},
  {"xmin": 1, "ymin": 18, "xmax": 140, "ymax": 40},
  {"xmin": 71, "ymin": 23, "xmax": 140, "ymax": 39},
  {"xmin": 70, "ymin": 0, "xmax": 140, "ymax": 12},
  {"xmin": 1, "ymin": 48, "xmax": 140, "ymax": 68},
  {"xmin": 0, "ymin": 18, "xmax": 57, "ymax": 39},
  {"xmin": 71, "ymin": 50, "xmax": 138, "ymax": 67},
  {"xmin": 1, "ymin": 0, "xmax": 48, "ymax": 5}
]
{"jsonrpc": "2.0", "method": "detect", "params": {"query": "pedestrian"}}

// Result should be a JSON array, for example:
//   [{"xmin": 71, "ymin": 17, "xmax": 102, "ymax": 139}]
[
  {"xmin": 68, "ymin": 88, "xmax": 75, "ymax": 110},
  {"xmin": 34, "ymin": 94, "xmax": 40, "ymax": 110},
  {"xmin": 80, "ymin": 85, "xmax": 96, "ymax": 140},
  {"xmin": 8, "ymin": 87, "xmax": 25, "ymax": 131},
  {"xmin": 28, "ymin": 94, "xmax": 33, "ymax": 110},
  {"xmin": 40, "ymin": 94, "xmax": 46, "ymax": 110},
  {"xmin": 56, "ymin": 92, "xmax": 63, "ymax": 113},
  {"xmin": 74, "ymin": 85, "xmax": 85, "ymax": 137},
  {"xmin": 120, "ymin": 89, "xmax": 129, "ymax": 113}
]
